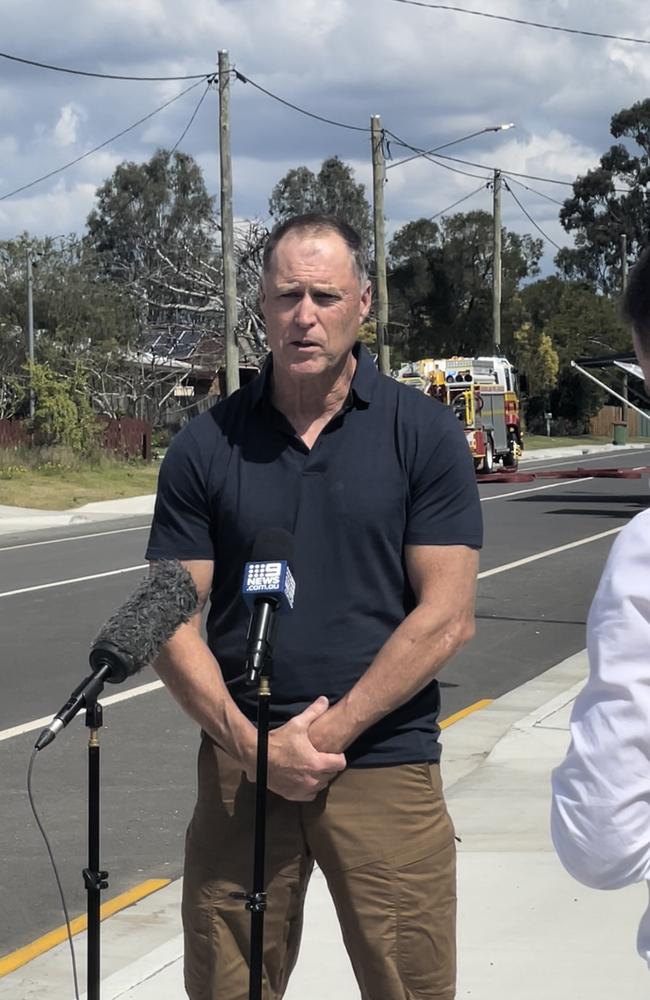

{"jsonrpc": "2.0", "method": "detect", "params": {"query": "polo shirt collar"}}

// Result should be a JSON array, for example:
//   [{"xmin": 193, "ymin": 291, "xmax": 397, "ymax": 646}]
[{"xmin": 250, "ymin": 341, "xmax": 378, "ymax": 410}]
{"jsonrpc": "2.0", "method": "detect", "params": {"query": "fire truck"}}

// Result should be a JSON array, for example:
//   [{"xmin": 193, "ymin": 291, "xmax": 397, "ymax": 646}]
[{"xmin": 422, "ymin": 356, "xmax": 523, "ymax": 472}]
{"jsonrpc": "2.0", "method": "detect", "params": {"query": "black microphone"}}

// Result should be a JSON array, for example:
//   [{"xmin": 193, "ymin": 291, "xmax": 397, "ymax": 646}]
[
  {"xmin": 34, "ymin": 560, "xmax": 199, "ymax": 750},
  {"xmin": 241, "ymin": 529, "xmax": 296, "ymax": 686}
]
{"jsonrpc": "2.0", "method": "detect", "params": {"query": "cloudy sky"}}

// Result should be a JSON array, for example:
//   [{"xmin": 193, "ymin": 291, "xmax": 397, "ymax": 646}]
[{"xmin": 1, "ymin": 0, "xmax": 649, "ymax": 272}]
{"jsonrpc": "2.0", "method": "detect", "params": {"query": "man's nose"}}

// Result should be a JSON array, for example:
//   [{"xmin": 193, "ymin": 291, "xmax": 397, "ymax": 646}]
[{"xmin": 294, "ymin": 294, "xmax": 317, "ymax": 327}]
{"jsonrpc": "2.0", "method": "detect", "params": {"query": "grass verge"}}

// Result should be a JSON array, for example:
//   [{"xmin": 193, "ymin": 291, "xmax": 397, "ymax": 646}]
[{"xmin": 0, "ymin": 460, "xmax": 160, "ymax": 510}]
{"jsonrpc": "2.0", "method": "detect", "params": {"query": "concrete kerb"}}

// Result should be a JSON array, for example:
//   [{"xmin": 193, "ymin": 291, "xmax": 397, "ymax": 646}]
[
  {"xmin": 520, "ymin": 441, "xmax": 649, "ymax": 463},
  {"xmin": 0, "ymin": 442, "xmax": 647, "ymax": 537},
  {"xmin": 0, "ymin": 652, "xmax": 590, "ymax": 999}
]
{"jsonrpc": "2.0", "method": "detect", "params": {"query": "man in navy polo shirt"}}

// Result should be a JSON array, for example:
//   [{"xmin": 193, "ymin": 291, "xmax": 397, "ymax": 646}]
[{"xmin": 147, "ymin": 213, "xmax": 482, "ymax": 999}]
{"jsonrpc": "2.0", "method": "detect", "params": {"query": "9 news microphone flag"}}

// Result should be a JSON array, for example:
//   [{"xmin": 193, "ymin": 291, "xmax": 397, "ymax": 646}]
[{"xmin": 242, "ymin": 528, "xmax": 295, "ymax": 685}]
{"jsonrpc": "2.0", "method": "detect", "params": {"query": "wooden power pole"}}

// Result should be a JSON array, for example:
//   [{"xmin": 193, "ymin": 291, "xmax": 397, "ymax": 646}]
[
  {"xmin": 492, "ymin": 169, "xmax": 502, "ymax": 351},
  {"xmin": 621, "ymin": 233, "xmax": 629, "ymax": 423},
  {"xmin": 26, "ymin": 250, "xmax": 35, "ymax": 419},
  {"xmin": 218, "ymin": 50, "xmax": 240, "ymax": 396},
  {"xmin": 371, "ymin": 115, "xmax": 390, "ymax": 374}
]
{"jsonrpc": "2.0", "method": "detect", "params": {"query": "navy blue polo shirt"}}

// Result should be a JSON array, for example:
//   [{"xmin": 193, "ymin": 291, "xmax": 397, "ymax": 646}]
[{"xmin": 146, "ymin": 344, "xmax": 482, "ymax": 766}]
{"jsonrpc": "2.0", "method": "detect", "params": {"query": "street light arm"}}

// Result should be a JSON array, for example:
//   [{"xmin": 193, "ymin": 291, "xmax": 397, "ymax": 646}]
[{"xmin": 386, "ymin": 122, "xmax": 515, "ymax": 171}]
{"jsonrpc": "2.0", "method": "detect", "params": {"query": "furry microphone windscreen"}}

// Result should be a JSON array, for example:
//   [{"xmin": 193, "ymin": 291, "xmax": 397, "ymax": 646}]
[{"xmin": 89, "ymin": 560, "xmax": 200, "ymax": 683}]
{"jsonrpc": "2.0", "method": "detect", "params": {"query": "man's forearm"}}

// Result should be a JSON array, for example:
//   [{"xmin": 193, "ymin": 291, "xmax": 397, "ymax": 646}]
[
  {"xmin": 310, "ymin": 603, "xmax": 474, "ymax": 752},
  {"xmin": 154, "ymin": 621, "xmax": 257, "ymax": 767}
]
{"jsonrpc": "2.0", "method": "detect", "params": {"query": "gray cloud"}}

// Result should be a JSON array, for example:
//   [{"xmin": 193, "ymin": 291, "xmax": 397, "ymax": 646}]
[{"xmin": 0, "ymin": 0, "xmax": 648, "ymax": 275}]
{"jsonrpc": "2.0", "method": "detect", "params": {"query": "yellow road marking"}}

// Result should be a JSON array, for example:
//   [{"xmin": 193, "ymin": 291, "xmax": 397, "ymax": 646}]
[
  {"xmin": 0, "ymin": 878, "xmax": 170, "ymax": 978},
  {"xmin": 440, "ymin": 699, "xmax": 492, "ymax": 729},
  {"xmin": 2, "ymin": 702, "xmax": 492, "ymax": 978}
]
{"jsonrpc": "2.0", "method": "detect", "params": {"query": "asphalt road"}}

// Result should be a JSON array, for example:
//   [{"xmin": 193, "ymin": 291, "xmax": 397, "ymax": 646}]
[{"xmin": 2, "ymin": 448, "xmax": 650, "ymax": 956}]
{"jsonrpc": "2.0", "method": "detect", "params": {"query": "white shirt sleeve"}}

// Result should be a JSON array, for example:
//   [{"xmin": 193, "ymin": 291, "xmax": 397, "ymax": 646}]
[{"xmin": 551, "ymin": 507, "xmax": 650, "ymax": 891}]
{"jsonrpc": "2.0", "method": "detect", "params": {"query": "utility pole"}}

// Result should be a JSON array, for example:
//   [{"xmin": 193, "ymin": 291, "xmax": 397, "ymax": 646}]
[
  {"xmin": 621, "ymin": 233, "xmax": 629, "ymax": 423},
  {"xmin": 371, "ymin": 115, "xmax": 390, "ymax": 374},
  {"xmin": 492, "ymin": 169, "xmax": 502, "ymax": 351},
  {"xmin": 218, "ymin": 50, "xmax": 240, "ymax": 397},
  {"xmin": 26, "ymin": 249, "xmax": 35, "ymax": 419}
]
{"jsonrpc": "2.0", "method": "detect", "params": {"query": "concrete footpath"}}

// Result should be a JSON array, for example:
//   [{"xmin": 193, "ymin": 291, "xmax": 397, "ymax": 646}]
[
  {"xmin": 1, "ymin": 441, "xmax": 649, "ymax": 997},
  {"xmin": 2, "ymin": 652, "xmax": 648, "ymax": 999}
]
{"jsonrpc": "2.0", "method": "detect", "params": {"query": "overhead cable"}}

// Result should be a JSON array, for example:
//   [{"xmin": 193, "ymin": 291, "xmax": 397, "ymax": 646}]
[
  {"xmin": 0, "ymin": 78, "xmax": 209, "ymax": 202},
  {"xmin": 0, "ymin": 49, "xmax": 212, "ymax": 80},
  {"xmin": 504, "ymin": 181, "xmax": 562, "ymax": 250},
  {"xmin": 430, "ymin": 182, "xmax": 489, "ymax": 220},
  {"xmin": 388, "ymin": 1, "xmax": 650, "ymax": 46},
  {"xmin": 387, "ymin": 133, "xmax": 633, "ymax": 193},
  {"xmin": 505, "ymin": 175, "xmax": 565, "ymax": 208},
  {"xmin": 169, "ymin": 82, "xmax": 212, "ymax": 155},
  {"xmin": 233, "ymin": 69, "xmax": 371, "ymax": 133}
]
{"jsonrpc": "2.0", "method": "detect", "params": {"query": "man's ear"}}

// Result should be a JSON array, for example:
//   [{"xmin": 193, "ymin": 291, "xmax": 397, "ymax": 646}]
[{"xmin": 360, "ymin": 280, "xmax": 372, "ymax": 322}]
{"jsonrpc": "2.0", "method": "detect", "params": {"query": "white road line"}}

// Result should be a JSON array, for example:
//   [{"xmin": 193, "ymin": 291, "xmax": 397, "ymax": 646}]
[
  {"xmin": 0, "ymin": 680, "xmax": 164, "ymax": 742},
  {"xmin": 478, "ymin": 525, "xmax": 622, "ymax": 579},
  {"xmin": 1, "ymin": 523, "xmax": 627, "ymax": 743},
  {"xmin": 480, "ymin": 477, "xmax": 593, "ymax": 502},
  {"xmin": 0, "ymin": 525, "xmax": 149, "ymax": 553},
  {"xmin": 0, "ymin": 564, "xmax": 147, "ymax": 599}
]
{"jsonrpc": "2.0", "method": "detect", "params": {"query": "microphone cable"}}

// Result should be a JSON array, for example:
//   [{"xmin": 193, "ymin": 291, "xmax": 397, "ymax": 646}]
[{"xmin": 27, "ymin": 748, "xmax": 81, "ymax": 1000}]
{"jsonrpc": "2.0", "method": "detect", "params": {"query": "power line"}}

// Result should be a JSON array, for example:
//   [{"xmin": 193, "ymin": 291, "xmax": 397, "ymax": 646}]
[
  {"xmin": 504, "ymin": 180, "xmax": 561, "ymax": 250},
  {"xmin": 169, "ymin": 82, "xmax": 212, "ymax": 155},
  {"xmin": 0, "ymin": 49, "xmax": 211, "ymax": 81},
  {"xmin": 430, "ymin": 182, "xmax": 489, "ymax": 220},
  {"xmin": 505, "ymin": 175, "xmax": 565, "ymax": 208},
  {"xmin": 0, "ymin": 78, "xmax": 209, "ymax": 202},
  {"xmin": 233, "ymin": 69, "xmax": 371, "ymax": 133},
  {"xmin": 387, "ymin": 134, "xmax": 635, "ymax": 193},
  {"xmin": 387, "ymin": 1, "xmax": 650, "ymax": 46},
  {"xmin": 385, "ymin": 129, "xmax": 492, "ymax": 180}
]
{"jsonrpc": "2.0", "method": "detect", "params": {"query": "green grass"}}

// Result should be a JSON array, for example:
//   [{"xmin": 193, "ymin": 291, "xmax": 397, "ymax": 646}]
[{"xmin": 0, "ymin": 457, "xmax": 160, "ymax": 510}]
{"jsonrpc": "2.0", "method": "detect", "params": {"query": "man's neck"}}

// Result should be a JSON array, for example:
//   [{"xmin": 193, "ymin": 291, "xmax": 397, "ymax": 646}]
[{"xmin": 271, "ymin": 351, "xmax": 357, "ymax": 439}]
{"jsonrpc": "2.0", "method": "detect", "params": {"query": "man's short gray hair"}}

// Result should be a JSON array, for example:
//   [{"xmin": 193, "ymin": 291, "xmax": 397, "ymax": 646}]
[{"xmin": 262, "ymin": 213, "xmax": 368, "ymax": 285}]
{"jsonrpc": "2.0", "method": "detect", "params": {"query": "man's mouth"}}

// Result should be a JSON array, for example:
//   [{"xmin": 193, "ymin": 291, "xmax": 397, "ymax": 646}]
[{"xmin": 290, "ymin": 340, "xmax": 319, "ymax": 349}]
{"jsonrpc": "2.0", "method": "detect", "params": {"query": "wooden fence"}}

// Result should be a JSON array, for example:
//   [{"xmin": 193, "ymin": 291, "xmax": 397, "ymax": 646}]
[
  {"xmin": 0, "ymin": 418, "xmax": 152, "ymax": 459},
  {"xmin": 589, "ymin": 404, "xmax": 650, "ymax": 438}
]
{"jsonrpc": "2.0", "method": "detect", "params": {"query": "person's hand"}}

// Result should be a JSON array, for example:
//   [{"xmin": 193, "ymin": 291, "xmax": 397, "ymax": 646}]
[
  {"xmin": 307, "ymin": 701, "xmax": 349, "ymax": 755},
  {"xmin": 248, "ymin": 696, "xmax": 346, "ymax": 801}
]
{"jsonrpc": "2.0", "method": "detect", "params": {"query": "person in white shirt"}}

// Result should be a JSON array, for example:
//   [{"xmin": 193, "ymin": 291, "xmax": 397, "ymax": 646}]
[{"xmin": 551, "ymin": 244, "xmax": 650, "ymax": 965}]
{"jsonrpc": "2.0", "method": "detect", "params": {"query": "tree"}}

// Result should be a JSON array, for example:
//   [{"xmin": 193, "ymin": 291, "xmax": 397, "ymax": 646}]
[
  {"xmin": 557, "ymin": 99, "xmax": 650, "ymax": 293},
  {"xmin": 268, "ymin": 157, "xmax": 372, "ymax": 245},
  {"xmin": 516, "ymin": 278, "xmax": 630, "ymax": 432},
  {"xmin": 86, "ymin": 149, "xmax": 217, "ymax": 330},
  {"xmin": 387, "ymin": 211, "xmax": 542, "ymax": 359},
  {"xmin": 511, "ymin": 323, "xmax": 559, "ymax": 398},
  {"xmin": 0, "ymin": 234, "xmax": 139, "ymax": 415}
]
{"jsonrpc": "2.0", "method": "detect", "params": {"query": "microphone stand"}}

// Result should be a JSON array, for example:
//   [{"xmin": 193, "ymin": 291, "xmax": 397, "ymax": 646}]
[
  {"xmin": 84, "ymin": 694, "xmax": 108, "ymax": 1000},
  {"xmin": 231, "ymin": 658, "xmax": 273, "ymax": 1000}
]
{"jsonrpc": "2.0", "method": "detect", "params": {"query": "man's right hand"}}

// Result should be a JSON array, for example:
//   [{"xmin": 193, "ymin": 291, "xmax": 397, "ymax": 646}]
[{"xmin": 249, "ymin": 696, "xmax": 346, "ymax": 801}]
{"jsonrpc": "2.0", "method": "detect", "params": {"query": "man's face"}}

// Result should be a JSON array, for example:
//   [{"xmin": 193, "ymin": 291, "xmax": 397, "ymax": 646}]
[{"xmin": 260, "ymin": 229, "xmax": 371, "ymax": 380}]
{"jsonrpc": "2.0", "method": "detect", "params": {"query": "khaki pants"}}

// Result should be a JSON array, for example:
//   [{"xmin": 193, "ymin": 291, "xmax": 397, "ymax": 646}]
[{"xmin": 183, "ymin": 737, "xmax": 456, "ymax": 1000}]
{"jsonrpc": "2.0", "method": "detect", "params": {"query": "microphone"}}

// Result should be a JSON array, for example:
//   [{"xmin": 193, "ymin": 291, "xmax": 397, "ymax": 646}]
[
  {"xmin": 241, "ymin": 528, "xmax": 295, "ymax": 686},
  {"xmin": 34, "ymin": 560, "xmax": 199, "ymax": 751}
]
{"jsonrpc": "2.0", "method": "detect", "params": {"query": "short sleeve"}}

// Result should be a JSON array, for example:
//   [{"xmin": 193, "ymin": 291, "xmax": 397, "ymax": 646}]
[
  {"xmin": 405, "ymin": 406, "xmax": 483, "ymax": 549},
  {"xmin": 145, "ymin": 424, "xmax": 217, "ymax": 561}
]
